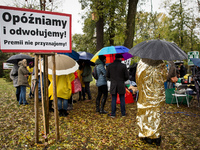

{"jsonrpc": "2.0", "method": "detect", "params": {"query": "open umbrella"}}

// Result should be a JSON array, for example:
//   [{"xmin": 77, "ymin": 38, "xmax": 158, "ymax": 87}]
[
  {"xmin": 190, "ymin": 58, "xmax": 200, "ymax": 67},
  {"xmin": 91, "ymin": 46, "xmax": 132, "ymax": 63},
  {"xmin": 39, "ymin": 54, "xmax": 79, "ymax": 75},
  {"xmin": 58, "ymin": 50, "xmax": 80, "ymax": 61},
  {"xmin": 6, "ymin": 54, "xmax": 34, "ymax": 64},
  {"xmin": 78, "ymin": 51, "xmax": 94, "ymax": 60},
  {"xmin": 129, "ymin": 39, "xmax": 188, "ymax": 61}
]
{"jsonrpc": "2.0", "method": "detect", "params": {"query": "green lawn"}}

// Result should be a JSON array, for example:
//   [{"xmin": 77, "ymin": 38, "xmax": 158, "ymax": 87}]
[{"xmin": 0, "ymin": 78, "xmax": 200, "ymax": 149}]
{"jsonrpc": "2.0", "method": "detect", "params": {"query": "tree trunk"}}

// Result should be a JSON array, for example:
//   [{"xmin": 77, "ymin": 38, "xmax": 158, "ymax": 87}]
[
  {"xmin": 180, "ymin": 0, "xmax": 184, "ymax": 48},
  {"xmin": 124, "ymin": 0, "xmax": 139, "ymax": 49},
  {"xmin": 109, "ymin": 6, "xmax": 115, "ymax": 46},
  {"xmin": 96, "ymin": 1, "xmax": 104, "ymax": 51}
]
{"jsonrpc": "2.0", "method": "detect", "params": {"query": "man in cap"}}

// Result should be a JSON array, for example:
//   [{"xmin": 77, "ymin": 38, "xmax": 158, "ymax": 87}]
[{"xmin": 106, "ymin": 54, "xmax": 129, "ymax": 118}]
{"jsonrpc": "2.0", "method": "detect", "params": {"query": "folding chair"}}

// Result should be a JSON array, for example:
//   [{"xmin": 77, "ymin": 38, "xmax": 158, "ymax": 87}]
[{"xmin": 171, "ymin": 91, "xmax": 189, "ymax": 107}]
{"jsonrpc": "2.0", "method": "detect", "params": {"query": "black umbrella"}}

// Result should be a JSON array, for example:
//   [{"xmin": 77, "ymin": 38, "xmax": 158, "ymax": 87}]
[
  {"xmin": 6, "ymin": 54, "xmax": 34, "ymax": 64},
  {"xmin": 129, "ymin": 39, "xmax": 188, "ymax": 61}
]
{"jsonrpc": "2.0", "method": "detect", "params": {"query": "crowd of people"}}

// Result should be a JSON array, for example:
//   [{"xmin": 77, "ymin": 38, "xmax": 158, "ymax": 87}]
[{"xmin": 10, "ymin": 54, "xmax": 193, "ymax": 147}]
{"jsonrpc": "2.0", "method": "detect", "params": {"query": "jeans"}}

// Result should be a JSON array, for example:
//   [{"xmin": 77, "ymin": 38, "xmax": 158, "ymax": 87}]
[
  {"xmin": 58, "ymin": 97, "xmax": 68, "ymax": 110},
  {"xmin": 19, "ymin": 86, "xmax": 27, "ymax": 104},
  {"xmin": 84, "ymin": 82, "xmax": 91, "ymax": 100},
  {"xmin": 111, "ymin": 94, "xmax": 126, "ymax": 116}
]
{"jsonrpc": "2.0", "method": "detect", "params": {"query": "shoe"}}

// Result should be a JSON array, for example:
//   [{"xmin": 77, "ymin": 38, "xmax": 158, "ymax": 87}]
[
  {"xmin": 107, "ymin": 113, "xmax": 115, "ymax": 118},
  {"xmin": 154, "ymin": 136, "xmax": 161, "ymax": 146},
  {"xmin": 145, "ymin": 137, "xmax": 153, "ymax": 144},
  {"xmin": 62, "ymin": 109, "xmax": 69, "ymax": 117},
  {"xmin": 122, "ymin": 113, "xmax": 127, "ymax": 117},
  {"xmin": 100, "ymin": 110, "xmax": 108, "ymax": 114},
  {"xmin": 23, "ymin": 103, "xmax": 29, "ymax": 105},
  {"xmin": 58, "ymin": 109, "xmax": 63, "ymax": 117}
]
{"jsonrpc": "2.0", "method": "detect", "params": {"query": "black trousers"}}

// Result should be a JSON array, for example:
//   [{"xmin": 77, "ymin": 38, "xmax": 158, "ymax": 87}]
[
  {"xmin": 96, "ymin": 85, "xmax": 108, "ymax": 103},
  {"xmin": 84, "ymin": 82, "xmax": 91, "ymax": 100}
]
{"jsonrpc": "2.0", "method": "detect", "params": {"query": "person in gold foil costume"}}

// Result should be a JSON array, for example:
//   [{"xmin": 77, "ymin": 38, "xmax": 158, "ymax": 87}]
[{"xmin": 136, "ymin": 58, "xmax": 167, "ymax": 146}]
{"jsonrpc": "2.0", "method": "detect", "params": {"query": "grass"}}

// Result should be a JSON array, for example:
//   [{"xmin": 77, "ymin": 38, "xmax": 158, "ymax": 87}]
[{"xmin": 0, "ymin": 78, "xmax": 200, "ymax": 149}]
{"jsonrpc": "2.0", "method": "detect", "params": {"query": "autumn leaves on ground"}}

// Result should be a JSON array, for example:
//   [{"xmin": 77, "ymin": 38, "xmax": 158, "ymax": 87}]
[{"xmin": 0, "ymin": 78, "xmax": 200, "ymax": 150}]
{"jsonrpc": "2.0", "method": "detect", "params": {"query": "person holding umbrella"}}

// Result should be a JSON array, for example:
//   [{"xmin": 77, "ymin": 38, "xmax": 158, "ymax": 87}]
[
  {"xmin": 136, "ymin": 58, "xmax": 167, "ymax": 146},
  {"xmin": 129, "ymin": 39, "xmax": 187, "ymax": 146},
  {"xmin": 106, "ymin": 54, "xmax": 129, "ymax": 118},
  {"xmin": 17, "ymin": 59, "xmax": 30, "ymax": 105},
  {"xmin": 46, "ymin": 54, "xmax": 79, "ymax": 116},
  {"xmin": 95, "ymin": 55, "xmax": 108, "ymax": 114}
]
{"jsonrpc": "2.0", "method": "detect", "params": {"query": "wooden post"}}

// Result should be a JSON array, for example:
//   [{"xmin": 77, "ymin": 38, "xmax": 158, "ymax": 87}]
[
  {"xmin": 39, "ymin": 55, "xmax": 47, "ymax": 137},
  {"xmin": 34, "ymin": 55, "xmax": 39, "ymax": 143},
  {"xmin": 52, "ymin": 54, "xmax": 60, "ymax": 141},
  {"xmin": 44, "ymin": 55, "xmax": 49, "ymax": 134}
]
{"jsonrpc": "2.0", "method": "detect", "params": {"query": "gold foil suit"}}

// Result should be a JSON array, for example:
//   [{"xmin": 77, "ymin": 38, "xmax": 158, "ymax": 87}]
[{"xmin": 136, "ymin": 58, "xmax": 167, "ymax": 139}]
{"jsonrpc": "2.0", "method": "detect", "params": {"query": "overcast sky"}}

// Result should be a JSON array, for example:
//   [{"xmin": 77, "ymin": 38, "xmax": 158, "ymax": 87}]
[{"xmin": 0, "ymin": 0, "xmax": 167, "ymax": 35}]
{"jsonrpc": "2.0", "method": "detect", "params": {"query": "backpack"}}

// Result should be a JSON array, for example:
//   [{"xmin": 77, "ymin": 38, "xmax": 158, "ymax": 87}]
[{"xmin": 92, "ymin": 65, "xmax": 98, "ymax": 80}]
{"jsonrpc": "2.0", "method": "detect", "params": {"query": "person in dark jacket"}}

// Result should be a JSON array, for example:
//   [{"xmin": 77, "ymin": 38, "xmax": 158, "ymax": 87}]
[
  {"xmin": 179, "ymin": 63, "xmax": 186, "ymax": 78},
  {"xmin": 82, "ymin": 62, "xmax": 93, "ymax": 101},
  {"xmin": 166, "ymin": 61, "xmax": 177, "ymax": 89},
  {"xmin": 106, "ymin": 54, "xmax": 129, "ymax": 118},
  {"xmin": 17, "ymin": 59, "xmax": 30, "ymax": 105},
  {"xmin": 10, "ymin": 64, "xmax": 20, "ymax": 101},
  {"xmin": 95, "ymin": 55, "xmax": 108, "ymax": 114}
]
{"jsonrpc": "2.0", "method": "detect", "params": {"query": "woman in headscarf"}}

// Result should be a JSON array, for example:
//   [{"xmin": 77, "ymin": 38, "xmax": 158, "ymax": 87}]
[
  {"xmin": 17, "ymin": 59, "xmax": 30, "ymax": 105},
  {"xmin": 136, "ymin": 58, "xmax": 167, "ymax": 146}
]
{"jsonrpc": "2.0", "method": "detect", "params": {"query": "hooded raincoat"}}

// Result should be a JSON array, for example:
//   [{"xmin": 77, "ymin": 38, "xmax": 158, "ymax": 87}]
[
  {"xmin": 48, "ymin": 73, "xmax": 75, "ymax": 100},
  {"xmin": 136, "ymin": 58, "xmax": 167, "ymax": 139}
]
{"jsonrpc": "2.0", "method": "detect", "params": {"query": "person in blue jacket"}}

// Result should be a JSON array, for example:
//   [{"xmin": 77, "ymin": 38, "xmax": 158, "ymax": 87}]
[{"xmin": 95, "ymin": 55, "xmax": 108, "ymax": 114}]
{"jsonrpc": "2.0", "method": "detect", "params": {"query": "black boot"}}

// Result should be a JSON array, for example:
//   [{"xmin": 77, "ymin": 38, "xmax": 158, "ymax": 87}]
[
  {"xmin": 96, "ymin": 99, "xmax": 100, "ymax": 112},
  {"xmin": 62, "ymin": 109, "xmax": 69, "ymax": 117},
  {"xmin": 145, "ymin": 137, "xmax": 153, "ymax": 144},
  {"xmin": 100, "ymin": 98, "xmax": 108, "ymax": 114},
  {"xmin": 58, "ymin": 109, "xmax": 63, "ymax": 117},
  {"xmin": 16, "ymin": 94, "xmax": 20, "ymax": 101},
  {"xmin": 154, "ymin": 136, "xmax": 161, "ymax": 146}
]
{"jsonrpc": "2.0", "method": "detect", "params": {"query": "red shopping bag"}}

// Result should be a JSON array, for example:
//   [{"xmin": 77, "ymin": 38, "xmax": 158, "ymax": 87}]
[
  {"xmin": 116, "ymin": 88, "xmax": 134, "ymax": 104},
  {"xmin": 72, "ymin": 78, "xmax": 82, "ymax": 94}
]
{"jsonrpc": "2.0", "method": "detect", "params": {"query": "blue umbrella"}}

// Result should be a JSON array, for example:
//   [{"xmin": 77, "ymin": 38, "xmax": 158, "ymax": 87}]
[
  {"xmin": 78, "ymin": 51, "xmax": 94, "ymax": 60},
  {"xmin": 98, "ymin": 46, "xmax": 129, "ymax": 55},
  {"xmin": 190, "ymin": 58, "xmax": 200, "ymax": 67},
  {"xmin": 58, "ymin": 50, "xmax": 80, "ymax": 61}
]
